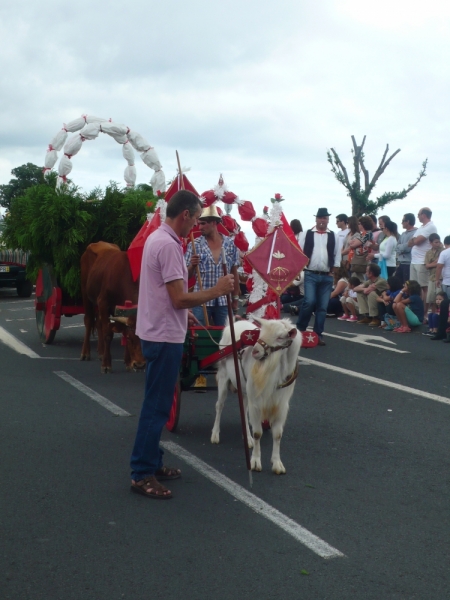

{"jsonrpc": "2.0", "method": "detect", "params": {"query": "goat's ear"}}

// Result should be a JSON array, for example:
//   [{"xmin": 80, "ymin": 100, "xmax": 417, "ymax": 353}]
[{"xmin": 288, "ymin": 328, "xmax": 298, "ymax": 339}]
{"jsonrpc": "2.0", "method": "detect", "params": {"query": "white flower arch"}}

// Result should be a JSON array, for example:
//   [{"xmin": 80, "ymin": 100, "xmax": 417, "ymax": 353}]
[{"xmin": 43, "ymin": 115, "xmax": 166, "ymax": 193}]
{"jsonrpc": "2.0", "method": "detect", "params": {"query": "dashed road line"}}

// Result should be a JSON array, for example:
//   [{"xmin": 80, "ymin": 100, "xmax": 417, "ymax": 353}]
[
  {"xmin": 161, "ymin": 441, "xmax": 345, "ymax": 559},
  {"xmin": 0, "ymin": 325, "xmax": 40, "ymax": 358},
  {"xmin": 54, "ymin": 371, "xmax": 131, "ymax": 417}
]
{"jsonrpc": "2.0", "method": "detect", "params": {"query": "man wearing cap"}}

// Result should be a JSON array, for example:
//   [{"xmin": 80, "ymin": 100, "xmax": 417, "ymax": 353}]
[
  {"xmin": 185, "ymin": 205, "xmax": 241, "ymax": 326},
  {"xmin": 296, "ymin": 208, "xmax": 340, "ymax": 346}
]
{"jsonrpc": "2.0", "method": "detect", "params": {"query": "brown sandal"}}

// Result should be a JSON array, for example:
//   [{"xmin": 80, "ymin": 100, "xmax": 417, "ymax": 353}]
[
  {"xmin": 155, "ymin": 466, "xmax": 181, "ymax": 481},
  {"xmin": 130, "ymin": 476, "xmax": 173, "ymax": 499}
]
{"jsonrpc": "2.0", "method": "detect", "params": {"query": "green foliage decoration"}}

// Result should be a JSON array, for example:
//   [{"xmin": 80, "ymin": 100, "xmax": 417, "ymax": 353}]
[{"xmin": 2, "ymin": 173, "xmax": 156, "ymax": 299}]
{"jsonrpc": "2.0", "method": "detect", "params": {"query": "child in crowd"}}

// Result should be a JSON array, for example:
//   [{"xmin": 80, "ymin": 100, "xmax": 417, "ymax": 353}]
[
  {"xmin": 377, "ymin": 276, "xmax": 403, "ymax": 329},
  {"xmin": 423, "ymin": 291, "xmax": 446, "ymax": 336},
  {"xmin": 392, "ymin": 280, "xmax": 424, "ymax": 333},
  {"xmin": 338, "ymin": 276, "xmax": 360, "ymax": 321}
]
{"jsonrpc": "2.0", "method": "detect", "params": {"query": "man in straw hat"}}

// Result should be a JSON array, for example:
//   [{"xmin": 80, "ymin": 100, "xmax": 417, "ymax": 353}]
[
  {"xmin": 185, "ymin": 204, "xmax": 241, "ymax": 326},
  {"xmin": 296, "ymin": 208, "xmax": 340, "ymax": 346},
  {"xmin": 131, "ymin": 191, "xmax": 234, "ymax": 499}
]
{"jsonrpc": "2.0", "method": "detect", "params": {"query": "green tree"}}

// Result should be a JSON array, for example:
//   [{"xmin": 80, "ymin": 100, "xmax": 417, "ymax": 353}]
[
  {"xmin": 0, "ymin": 163, "xmax": 47, "ymax": 210},
  {"xmin": 327, "ymin": 136, "xmax": 427, "ymax": 217}
]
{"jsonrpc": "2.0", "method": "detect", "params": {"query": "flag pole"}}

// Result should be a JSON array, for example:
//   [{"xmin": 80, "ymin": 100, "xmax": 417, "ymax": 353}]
[
  {"xmin": 176, "ymin": 150, "xmax": 209, "ymax": 326},
  {"xmin": 222, "ymin": 248, "xmax": 253, "ymax": 487}
]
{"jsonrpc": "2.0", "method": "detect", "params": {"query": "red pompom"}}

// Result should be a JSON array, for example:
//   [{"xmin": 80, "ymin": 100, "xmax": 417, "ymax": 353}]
[
  {"xmin": 243, "ymin": 258, "xmax": 253, "ymax": 274},
  {"xmin": 221, "ymin": 215, "xmax": 235, "ymax": 232},
  {"xmin": 200, "ymin": 190, "xmax": 216, "ymax": 207},
  {"xmin": 264, "ymin": 304, "xmax": 278, "ymax": 319},
  {"xmin": 222, "ymin": 191, "xmax": 237, "ymax": 204},
  {"xmin": 266, "ymin": 288, "xmax": 278, "ymax": 303},
  {"xmin": 238, "ymin": 201, "xmax": 256, "ymax": 221},
  {"xmin": 234, "ymin": 231, "xmax": 249, "ymax": 252},
  {"xmin": 252, "ymin": 218, "xmax": 269, "ymax": 238}
]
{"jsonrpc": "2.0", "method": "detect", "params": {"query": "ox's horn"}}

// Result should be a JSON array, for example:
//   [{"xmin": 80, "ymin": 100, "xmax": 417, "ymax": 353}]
[{"xmin": 110, "ymin": 316, "xmax": 128, "ymax": 325}]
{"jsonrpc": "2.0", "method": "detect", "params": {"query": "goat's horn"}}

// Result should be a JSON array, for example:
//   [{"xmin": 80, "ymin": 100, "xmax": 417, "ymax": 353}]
[{"xmin": 110, "ymin": 316, "xmax": 128, "ymax": 324}]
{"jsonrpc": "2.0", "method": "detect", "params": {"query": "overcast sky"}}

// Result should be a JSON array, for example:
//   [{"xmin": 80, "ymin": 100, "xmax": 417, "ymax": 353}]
[{"xmin": 1, "ymin": 0, "xmax": 449, "ymax": 242}]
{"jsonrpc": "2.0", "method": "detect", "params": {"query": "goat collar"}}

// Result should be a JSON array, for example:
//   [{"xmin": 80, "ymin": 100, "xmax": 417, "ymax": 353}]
[
  {"xmin": 255, "ymin": 337, "xmax": 293, "ymax": 360},
  {"xmin": 277, "ymin": 360, "xmax": 299, "ymax": 389}
]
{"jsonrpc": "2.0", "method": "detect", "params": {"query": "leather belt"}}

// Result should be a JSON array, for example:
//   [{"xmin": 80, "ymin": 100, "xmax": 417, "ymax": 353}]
[{"xmin": 306, "ymin": 270, "xmax": 330, "ymax": 275}]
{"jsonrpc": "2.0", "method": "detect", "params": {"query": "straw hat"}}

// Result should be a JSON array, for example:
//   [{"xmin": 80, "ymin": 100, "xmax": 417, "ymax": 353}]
[{"xmin": 200, "ymin": 205, "xmax": 222, "ymax": 221}]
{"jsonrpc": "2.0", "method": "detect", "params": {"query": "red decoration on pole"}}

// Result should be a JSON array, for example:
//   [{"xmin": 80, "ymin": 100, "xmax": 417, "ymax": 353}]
[{"xmin": 245, "ymin": 227, "xmax": 308, "ymax": 297}]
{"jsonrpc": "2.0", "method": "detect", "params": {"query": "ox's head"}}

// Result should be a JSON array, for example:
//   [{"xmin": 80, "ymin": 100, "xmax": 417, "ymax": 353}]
[
  {"xmin": 251, "ymin": 318, "xmax": 298, "ymax": 360},
  {"xmin": 109, "ymin": 316, "xmax": 146, "ymax": 371}
]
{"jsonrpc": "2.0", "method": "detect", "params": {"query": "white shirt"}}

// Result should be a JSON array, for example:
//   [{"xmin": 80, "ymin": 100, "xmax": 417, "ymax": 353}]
[
  {"xmin": 411, "ymin": 221, "xmax": 438, "ymax": 264},
  {"xmin": 437, "ymin": 247, "xmax": 450, "ymax": 285},
  {"xmin": 299, "ymin": 228, "xmax": 340, "ymax": 272},
  {"xmin": 335, "ymin": 228, "xmax": 349, "ymax": 259},
  {"xmin": 375, "ymin": 235, "xmax": 397, "ymax": 267}
]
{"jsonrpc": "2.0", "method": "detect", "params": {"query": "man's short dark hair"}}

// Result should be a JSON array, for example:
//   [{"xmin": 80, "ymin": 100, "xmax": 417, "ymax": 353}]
[
  {"xmin": 166, "ymin": 190, "xmax": 202, "ymax": 219},
  {"xmin": 367, "ymin": 263, "xmax": 381, "ymax": 277},
  {"xmin": 444, "ymin": 235, "xmax": 450, "ymax": 245},
  {"xmin": 403, "ymin": 213, "xmax": 415, "ymax": 226},
  {"xmin": 429, "ymin": 233, "xmax": 440, "ymax": 242},
  {"xmin": 336, "ymin": 214, "xmax": 348, "ymax": 224}
]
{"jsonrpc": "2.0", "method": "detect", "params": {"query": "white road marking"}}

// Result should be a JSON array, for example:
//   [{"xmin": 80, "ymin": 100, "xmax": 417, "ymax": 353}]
[
  {"xmin": 0, "ymin": 325, "xmax": 40, "ymax": 358},
  {"xmin": 19, "ymin": 329, "xmax": 27, "ymax": 333},
  {"xmin": 307, "ymin": 327, "xmax": 410, "ymax": 354},
  {"xmin": 300, "ymin": 357, "xmax": 450, "ymax": 407},
  {"xmin": 161, "ymin": 440, "xmax": 345, "ymax": 559},
  {"xmin": 5, "ymin": 317, "xmax": 35, "ymax": 321},
  {"xmin": 7, "ymin": 307, "xmax": 35, "ymax": 312},
  {"xmin": 62, "ymin": 324, "xmax": 84, "ymax": 329},
  {"xmin": 0, "ymin": 299, "xmax": 34, "ymax": 306},
  {"xmin": 53, "ymin": 371, "xmax": 131, "ymax": 417}
]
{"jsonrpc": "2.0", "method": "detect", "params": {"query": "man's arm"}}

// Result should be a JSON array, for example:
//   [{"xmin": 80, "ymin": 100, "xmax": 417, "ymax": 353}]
[
  {"xmin": 408, "ymin": 235, "xmax": 427, "ymax": 247},
  {"xmin": 165, "ymin": 275, "xmax": 234, "ymax": 310},
  {"xmin": 435, "ymin": 263, "xmax": 443, "ymax": 287}
]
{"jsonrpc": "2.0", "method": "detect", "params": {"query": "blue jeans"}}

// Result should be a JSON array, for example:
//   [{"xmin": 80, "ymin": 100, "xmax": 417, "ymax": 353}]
[
  {"xmin": 297, "ymin": 271, "xmax": 333, "ymax": 337},
  {"xmin": 130, "ymin": 340, "xmax": 183, "ymax": 482},
  {"xmin": 192, "ymin": 304, "xmax": 228, "ymax": 326}
]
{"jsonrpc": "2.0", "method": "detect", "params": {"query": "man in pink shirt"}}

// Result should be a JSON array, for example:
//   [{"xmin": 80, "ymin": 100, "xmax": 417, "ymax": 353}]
[{"xmin": 130, "ymin": 190, "xmax": 234, "ymax": 499}]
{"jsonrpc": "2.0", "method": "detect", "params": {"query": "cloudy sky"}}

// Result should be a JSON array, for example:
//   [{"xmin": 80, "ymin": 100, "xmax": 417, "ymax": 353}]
[{"xmin": 1, "ymin": 0, "xmax": 449, "ymax": 242}]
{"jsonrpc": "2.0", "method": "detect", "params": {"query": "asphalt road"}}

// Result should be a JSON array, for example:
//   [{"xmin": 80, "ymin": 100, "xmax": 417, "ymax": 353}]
[{"xmin": 1, "ymin": 289, "xmax": 449, "ymax": 600}]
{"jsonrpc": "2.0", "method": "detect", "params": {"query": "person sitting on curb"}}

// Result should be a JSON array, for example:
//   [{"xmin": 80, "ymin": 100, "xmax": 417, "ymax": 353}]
[
  {"xmin": 392, "ymin": 280, "xmax": 424, "ymax": 333},
  {"xmin": 353, "ymin": 263, "xmax": 389, "ymax": 327},
  {"xmin": 338, "ymin": 276, "xmax": 360, "ymax": 321},
  {"xmin": 429, "ymin": 291, "xmax": 450, "ymax": 341}
]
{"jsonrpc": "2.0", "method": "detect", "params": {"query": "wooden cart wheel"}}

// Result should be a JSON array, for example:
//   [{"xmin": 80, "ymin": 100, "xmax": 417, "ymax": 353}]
[
  {"xmin": 166, "ymin": 380, "xmax": 181, "ymax": 432},
  {"xmin": 35, "ymin": 266, "xmax": 61, "ymax": 344}
]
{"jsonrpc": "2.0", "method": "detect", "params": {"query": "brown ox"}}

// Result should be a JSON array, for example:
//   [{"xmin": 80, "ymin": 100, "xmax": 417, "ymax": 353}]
[{"xmin": 80, "ymin": 242, "xmax": 145, "ymax": 373}]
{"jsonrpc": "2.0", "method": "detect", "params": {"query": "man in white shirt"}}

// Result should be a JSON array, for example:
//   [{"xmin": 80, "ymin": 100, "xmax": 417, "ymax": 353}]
[
  {"xmin": 297, "ymin": 208, "xmax": 340, "ymax": 345},
  {"xmin": 335, "ymin": 214, "xmax": 349, "ymax": 266},
  {"xmin": 407, "ymin": 207, "xmax": 438, "ymax": 312}
]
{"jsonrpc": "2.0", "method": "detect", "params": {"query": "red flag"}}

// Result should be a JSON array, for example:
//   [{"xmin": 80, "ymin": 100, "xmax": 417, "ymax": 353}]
[
  {"xmin": 245, "ymin": 226, "xmax": 308, "ymax": 296},
  {"xmin": 127, "ymin": 209, "xmax": 161, "ymax": 281}
]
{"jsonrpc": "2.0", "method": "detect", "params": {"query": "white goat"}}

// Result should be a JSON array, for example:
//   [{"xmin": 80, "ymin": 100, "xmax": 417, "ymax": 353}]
[{"xmin": 211, "ymin": 317, "xmax": 302, "ymax": 474}]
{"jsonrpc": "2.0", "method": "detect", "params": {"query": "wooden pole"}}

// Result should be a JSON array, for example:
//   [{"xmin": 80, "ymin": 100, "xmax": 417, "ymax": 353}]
[
  {"xmin": 176, "ymin": 150, "xmax": 209, "ymax": 326},
  {"xmin": 222, "ymin": 248, "xmax": 253, "ymax": 487}
]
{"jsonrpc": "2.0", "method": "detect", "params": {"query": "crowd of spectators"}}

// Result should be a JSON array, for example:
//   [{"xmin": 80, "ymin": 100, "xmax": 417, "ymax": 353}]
[{"xmin": 281, "ymin": 208, "xmax": 450, "ymax": 341}]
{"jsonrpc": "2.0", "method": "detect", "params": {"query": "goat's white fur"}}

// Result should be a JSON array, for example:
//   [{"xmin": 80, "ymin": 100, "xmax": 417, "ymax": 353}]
[{"xmin": 211, "ymin": 318, "xmax": 302, "ymax": 474}]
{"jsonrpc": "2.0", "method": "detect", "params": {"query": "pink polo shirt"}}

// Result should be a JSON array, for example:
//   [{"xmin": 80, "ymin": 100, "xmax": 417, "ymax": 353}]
[{"xmin": 136, "ymin": 223, "xmax": 188, "ymax": 343}]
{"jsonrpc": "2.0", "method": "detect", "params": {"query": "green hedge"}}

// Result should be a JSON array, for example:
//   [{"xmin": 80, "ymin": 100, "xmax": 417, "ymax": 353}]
[{"xmin": 2, "ymin": 179, "xmax": 156, "ymax": 299}]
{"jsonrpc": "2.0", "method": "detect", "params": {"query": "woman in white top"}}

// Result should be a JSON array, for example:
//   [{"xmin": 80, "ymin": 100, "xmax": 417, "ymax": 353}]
[{"xmin": 368, "ymin": 220, "xmax": 398, "ymax": 276}]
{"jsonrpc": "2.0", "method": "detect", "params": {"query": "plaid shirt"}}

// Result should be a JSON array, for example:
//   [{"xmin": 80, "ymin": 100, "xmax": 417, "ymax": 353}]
[{"xmin": 185, "ymin": 235, "xmax": 239, "ymax": 306}]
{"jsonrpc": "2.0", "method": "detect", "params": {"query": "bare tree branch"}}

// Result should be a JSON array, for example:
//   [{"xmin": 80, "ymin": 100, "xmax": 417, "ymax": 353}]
[{"xmin": 330, "ymin": 148, "xmax": 351, "ymax": 190}]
